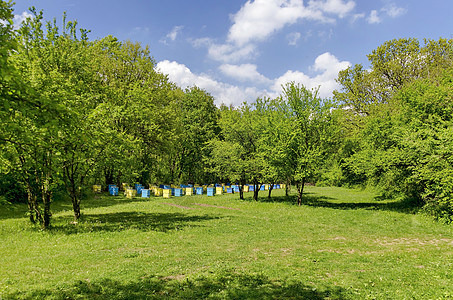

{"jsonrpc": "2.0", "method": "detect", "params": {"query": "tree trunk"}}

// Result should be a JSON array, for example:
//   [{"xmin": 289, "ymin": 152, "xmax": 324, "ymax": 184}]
[
  {"xmin": 285, "ymin": 181, "xmax": 289, "ymax": 197},
  {"xmin": 42, "ymin": 177, "xmax": 52, "ymax": 229},
  {"xmin": 268, "ymin": 183, "xmax": 274, "ymax": 198},
  {"xmin": 253, "ymin": 180, "xmax": 260, "ymax": 201},
  {"xmin": 239, "ymin": 184, "xmax": 244, "ymax": 200},
  {"xmin": 72, "ymin": 195, "xmax": 81, "ymax": 222},
  {"xmin": 296, "ymin": 177, "xmax": 305, "ymax": 206}
]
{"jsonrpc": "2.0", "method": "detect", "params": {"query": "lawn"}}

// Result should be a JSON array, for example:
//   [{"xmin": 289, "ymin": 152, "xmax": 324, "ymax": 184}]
[{"xmin": 1, "ymin": 186, "xmax": 452, "ymax": 299}]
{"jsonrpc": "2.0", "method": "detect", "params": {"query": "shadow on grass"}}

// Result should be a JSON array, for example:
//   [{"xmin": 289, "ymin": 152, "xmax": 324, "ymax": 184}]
[
  {"xmin": 0, "ymin": 194, "xmax": 158, "ymax": 221},
  {"xmin": 248, "ymin": 192, "xmax": 421, "ymax": 214},
  {"xmin": 50, "ymin": 212, "xmax": 220, "ymax": 234},
  {"xmin": 7, "ymin": 270, "xmax": 347, "ymax": 299},
  {"xmin": 300, "ymin": 193, "xmax": 422, "ymax": 214}
]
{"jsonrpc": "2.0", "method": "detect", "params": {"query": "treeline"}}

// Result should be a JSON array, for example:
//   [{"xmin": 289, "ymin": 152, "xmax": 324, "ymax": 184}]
[{"xmin": 2, "ymin": 3, "xmax": 453, "ymax": 227}]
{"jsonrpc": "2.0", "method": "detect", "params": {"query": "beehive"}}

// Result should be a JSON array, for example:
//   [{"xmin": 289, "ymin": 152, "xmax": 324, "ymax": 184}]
[
  {"xmin": 93, "ymin": 185, "xmax": 102, "ymax": 193},
  {"xmin": 125, "ymin": 189, "xmax": 136, "ymax": 198},
  {"xmin": 207, "ymin": 187, "xmax": 215, "ymax": 196},
  {"xmin": 141, "ymin": 189, "xmax": 150, "ymax": 198},
  {"xmin": 216, "ymin": 187, "xmax": 223, "ymax": 195},
  {"xmin": 163, "ymin": 189, "xmax": 172, "ymax": 198}
]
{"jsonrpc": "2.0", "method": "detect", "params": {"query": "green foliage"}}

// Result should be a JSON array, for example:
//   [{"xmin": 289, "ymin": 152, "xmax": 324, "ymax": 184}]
[{"xmin": 336, "ymin": 38, "xmax": 453, "ymax": 221}]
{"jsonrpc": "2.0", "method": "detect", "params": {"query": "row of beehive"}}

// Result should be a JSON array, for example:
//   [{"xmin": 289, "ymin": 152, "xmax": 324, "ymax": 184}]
[{"xmin": 95, "ymin": 183, "xmax": 286, "ymax": 199}]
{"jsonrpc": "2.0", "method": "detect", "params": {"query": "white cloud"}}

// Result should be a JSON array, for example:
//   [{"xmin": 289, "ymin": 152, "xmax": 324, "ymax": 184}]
[
  {"xmin": 227, "ymin": 0, "xmax": 335, "ymax": 47},
  {"xmin": 367, "ymin": 10, "xmax": 381, "ymax": 24},
  {"xmin": 382, "ymin": 3, "xmax": 407, "ymax": 18},
  {"xmin": 195, "ymin": 0, "xmax": 358, "ymax": 64},
  {"xmin": 156, "ymin": 53, "xmax": 350, "ymax": 106},
  {"xmin": 308, "ymin": 0, "xmax": 356, "ymax": 18},
  {"xmin": 166, "ymin": 25, "xmax": 184, "ymax": 41},
  {"xmin": 287, "ymin": 31, "xmax": 301, "ymax": 45},
  {"xmin": 10, "ymin": 11, "xmax": 33, "ymax": 29},
  {"xmin": 155, "ymin": 60, "xmax": 262, "ymax": 106},
  {"xmin": 219, "ymin": 63, "xmax": 271, "ymax": 83},
  {"xmin": 271, "ymin": 52, "xmax": 350, "ymax": 98},
  {"xmin": 207, "ymin": 42, "xmax": 257, "ymax": 63},
  {"xmin": 351, "ymin": 13, "xmax": 365, "ymax": 23}
]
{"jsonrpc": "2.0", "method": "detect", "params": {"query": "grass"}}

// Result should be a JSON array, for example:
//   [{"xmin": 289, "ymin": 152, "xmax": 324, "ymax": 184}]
[{"xmin": 1, "ymin": 186, "xmax": 453, "ymax": 299}]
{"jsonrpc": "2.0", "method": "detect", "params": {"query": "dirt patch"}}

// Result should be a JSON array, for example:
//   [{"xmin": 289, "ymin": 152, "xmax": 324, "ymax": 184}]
[
  {"xmin": 160, "ymin": 274, "xmax": 186, "ymax": 281},
  {"xmin": 161, "ymin": 203, "xmax": 196, "ymax": 210},
  {"xmin": 193, "ymin": 203, "xmax": 241, "ymax": 210},
  {"xmin": 375, "ymin": 237, "xmax": 453, "ymax": 246}
]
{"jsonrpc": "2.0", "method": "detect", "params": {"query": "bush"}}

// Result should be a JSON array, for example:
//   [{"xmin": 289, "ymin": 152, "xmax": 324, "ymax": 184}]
[{"xmin": 0, "ymin": 173, "xmax": 27, "ymax": 204}]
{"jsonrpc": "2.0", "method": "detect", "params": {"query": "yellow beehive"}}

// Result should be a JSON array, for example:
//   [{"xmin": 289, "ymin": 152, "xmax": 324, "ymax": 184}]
[
  {"xmin": 93, "ymin": 185, "xmax": 102, "ymax": 193},
  {"xmin": 264, "ymin": 184, "xmax": 270, "ymax": 190},
  {"xmin": 185, "ymin": 187, "xmax": 193, "ymax": 196},
  {"xmin": 152, "ymin": 187, "xmax": 163, "ymax": 196},
  {"xmin": 216, "ymin": 187, "xmax": 223, "ymax": 195},
  {"xmin": 163, "ymin": 189, "xmax": 172, "ymax": 198},
  {"xmin": 125, "ymin": 189, "xmax": 136, "ymax": 198},
  {"xmin": 243, "ymin": 185, "xmax": 249, "ymax": 192}
]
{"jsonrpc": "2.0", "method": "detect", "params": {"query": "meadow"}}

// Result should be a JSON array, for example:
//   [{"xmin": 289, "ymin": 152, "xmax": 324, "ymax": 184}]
[{"xmin": 1, "ymin": 186, "xmax": 452, "ymax": 299}]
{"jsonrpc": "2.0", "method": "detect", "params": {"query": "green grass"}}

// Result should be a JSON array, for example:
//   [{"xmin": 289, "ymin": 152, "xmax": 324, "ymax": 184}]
[{"xmin": 1, "ymin": 186, "xmax": 453, "ymax": 299}]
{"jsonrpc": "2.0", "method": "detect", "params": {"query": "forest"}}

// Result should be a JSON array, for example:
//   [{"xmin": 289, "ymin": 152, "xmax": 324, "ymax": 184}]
[{"xmin": 2, "ymin": 1, "xmax": 453, "ymax": 229}]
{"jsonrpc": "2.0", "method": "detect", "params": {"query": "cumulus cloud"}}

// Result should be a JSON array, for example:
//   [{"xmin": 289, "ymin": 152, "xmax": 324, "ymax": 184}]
[
  {"xmin": 167, "ymin": 25, "xmax": 184, "ymax": 41},
  {"xmin": 367, "ymin": 10, "xmax": 381, "ymax": 24},
  {"xmin": 156, "ymin": 52, "xmax": 350, "ymax": 106},
  {"xmin": 195, "ymin": 0, "xmax": 358, "ymax": 64},
  {"xmin": 219, "ymin": 63, "xmax": 271, "ymax": 83},
  {"xmin": 366, "ymin": 3, "xmax": 406, "ymax": 25},
  {"xmin": 207, "ymin": 42, "xmax": 256, "ymax": 63},
  {"xmin": 155, "ymin": 60, "xmax": 262, "ymax": 106},
  {"xmin": 308, "ymin": 0, "xmax": 356, "ymax": 18},
  {"xmin": 161, "ymin": 26, "xmax": 184, "ymax": 44},
  {"xmin": 2, "ymin": 11, "xmax": 34, "ymax": 29},
  {"xmin": 271, "ymin": 52, "xmax": 351, "ymax": 98},
  {"xmin": 227, "ymin": 0, "xmax": 339, "ymax": 47},
  {"xmin": 382, "ymin": 3, "xmax": 407, "ymax": 18}
]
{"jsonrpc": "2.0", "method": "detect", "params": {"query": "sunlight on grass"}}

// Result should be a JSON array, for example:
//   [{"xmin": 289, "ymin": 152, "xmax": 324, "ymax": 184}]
[{"xmin": 1, "ymin": 186, "xmax": 453, "ymax": 299}]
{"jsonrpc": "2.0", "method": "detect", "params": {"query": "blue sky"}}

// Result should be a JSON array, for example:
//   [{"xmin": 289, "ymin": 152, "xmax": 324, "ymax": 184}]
[{"xmin": 11, "ymin": 0, "xmax": 453, "ymax": 105}]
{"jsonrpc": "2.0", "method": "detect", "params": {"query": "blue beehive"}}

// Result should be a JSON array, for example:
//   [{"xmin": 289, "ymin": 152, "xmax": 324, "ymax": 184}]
[
  {"xmin": 110, "ymin": 186, "xmax": 118, "ymax": 196},
  {"xmin": 136, "ymin": 185, "xmax": 143, "ymax": 195},
  {"xmin": 233, "ymin": 185, "xmax": 240, "ymax": 193},
  {"xmin": 260, "ymin": 185, "xmax": 265, "ymax": 191},
  {"xmin": 196, "ymin": 187, "xmax": 203, "ymax": 195},
  {"xmin": 174, "ymin": 188, "xmax": 183, "ymax": 197},
  {"xmin": 249, "ymin": 185, "xmax": 255, "ymax": 192},
  {"xmin": 227, "ymin": 188, "xmax": 233, "ymax": 194},
  {"xmin": 207, "ymin": 187, "xmax": 215, "ymax": 196},
  {"xmin": 141, "ymin": 189, "xmax": 150, "ymax": 198},
  {"xmin": 275, "ymin": 184, "xmax": 280, "ymax": 189}
]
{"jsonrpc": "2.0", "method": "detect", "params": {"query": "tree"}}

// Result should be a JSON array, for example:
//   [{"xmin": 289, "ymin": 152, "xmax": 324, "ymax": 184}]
[
  {"xmin": 173, "ymin": 86, "xmax": 220, "ymax": 184},
  {"xmin": 281, "ymin": 82, "xmax": 335, "ymax": 206},
  {"xmin": 208, "ymin": 103, "xmax": 264, "ymax": 200}
]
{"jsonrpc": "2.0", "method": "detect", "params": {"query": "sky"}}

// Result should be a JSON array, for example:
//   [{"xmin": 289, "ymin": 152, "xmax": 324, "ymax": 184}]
[{"xmin": 11, "ymin": 0, "xmax": 453, "ymax": 106}]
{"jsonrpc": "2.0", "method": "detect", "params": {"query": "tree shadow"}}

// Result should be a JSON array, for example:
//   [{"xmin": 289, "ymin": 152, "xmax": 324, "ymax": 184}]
[
  {"xmin": 50, "ymin": 212, "xmax": 220, "ymax": 234},
  {"xmin": 248, "ymin": 192, "xmax": 421, "ymax": 214},
  {"xmin": 300, "ymin": 193, "xmax": 422, "ymax": 214},
  {"xmin": 0, "ymin": 194, "xmax": 160, "ymax": 221},
  {"xmin": 6, "ymin": 269, "xmax": 348, "ymax": 299}
]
